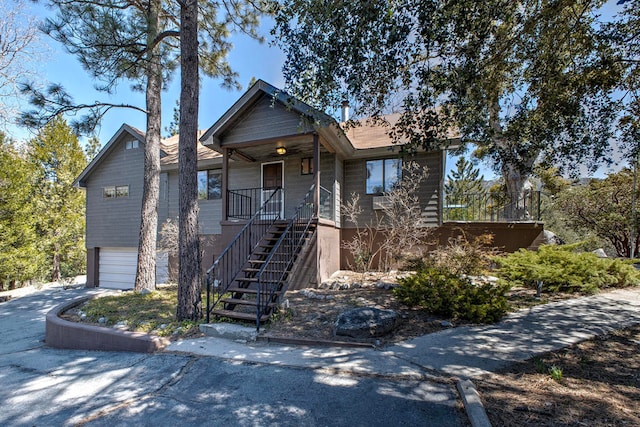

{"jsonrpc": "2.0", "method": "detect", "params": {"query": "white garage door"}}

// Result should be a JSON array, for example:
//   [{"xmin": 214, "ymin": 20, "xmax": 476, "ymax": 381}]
[
  {"xmin": 99, "ymin": 248, "xmax": 170, "ymax": 290},
  {"xmin": 99, "ymin": 248, "xmax": 137, "ymax": 290}
]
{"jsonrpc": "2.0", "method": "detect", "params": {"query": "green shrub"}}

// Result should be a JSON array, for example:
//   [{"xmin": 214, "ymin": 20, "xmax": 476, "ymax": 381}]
[
  {"xmin": 423, "ymin": 233, "xmax": 499, "ymax": 276},
  {"xmin": 495, "ymin": 244, "xmax": 640, "ymax": 294},
  {"xmin": 394, "ymin": 266, "xmax": 510, "ymax": 323}
]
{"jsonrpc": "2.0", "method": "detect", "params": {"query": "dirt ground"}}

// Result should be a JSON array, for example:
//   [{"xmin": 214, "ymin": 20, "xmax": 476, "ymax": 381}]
[
  {"xmin": 261, "ymin": 270, "xmax": 577, "ymax": 346},
  {"xmin": 475, "ymin": 324, "xmax": 640, "ymax": 427},
  {"xmin": 262, "ymin": 272, "xmax": 449, "ymax": 346}
]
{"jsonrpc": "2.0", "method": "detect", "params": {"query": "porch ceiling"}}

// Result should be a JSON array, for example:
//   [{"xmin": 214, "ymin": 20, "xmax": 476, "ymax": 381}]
[{"xmin": 228, "ymin": 134, "xmax": 331, "ymax": 163}]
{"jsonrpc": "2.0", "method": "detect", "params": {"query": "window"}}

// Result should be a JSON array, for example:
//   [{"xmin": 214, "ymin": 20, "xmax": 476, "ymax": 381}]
[
  {"xmin": 198, "ymin": 170, "xmax": 222, "ymax": 200},
  {"xmin": 125, "ymin": 140, "xmax": 139, "ymax": 150},
  {"xmin": 300, "ymin": 157, "xmax": 313, "ymax": 175},
  {"xmin": 103, "ymin": 185, "xmax": 129, "ymax": 199},
  {"xmin": 366, "ymin": 158, "xmax": 402, "ymax": 194}
]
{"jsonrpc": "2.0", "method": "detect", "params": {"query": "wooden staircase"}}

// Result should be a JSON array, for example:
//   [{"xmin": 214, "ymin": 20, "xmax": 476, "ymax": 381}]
[{"xmin": 210, "ymin": 220, "xmax": 316, "ymax": 324}]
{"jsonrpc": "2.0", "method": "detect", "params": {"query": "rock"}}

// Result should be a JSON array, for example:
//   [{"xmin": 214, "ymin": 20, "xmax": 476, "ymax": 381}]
[
  {"xmin": 339, "ymin": 283, "xmax": 350, "ymax": 290},
  {"xmin": 172, "ymin": 327, "xmax": 183, "ymax": 335},
  {"xmin": 592, "ymin": 248, "xmax": 608, "ymax": 258},
  {"xmin": 98, "ymin": 317, "xmax": 107, "ymax": 324},
  {"xmin": 114, "ymin": 321, "xmax": 128, "ymax": 330},
  {"xmin": 541, "ymin": 230, "xmax": 564, "ymax": 245},
  {"xmin": 351, "ymin": 282, "xmax": 362, "ymax": 289},
  {"xmin": 140, "ymin": 288, "xmax": 152, "ymax": 295},
  {"xmin": 441, "ymin": 321, "xmax": 453, "ymax": 327},
  {"xmin": 334, "ymin": 307, "xmax": 402, "ymax": 338},
  {"xmin": 375, "ymin": 281, "xmax": 396, "ymax": 290}
]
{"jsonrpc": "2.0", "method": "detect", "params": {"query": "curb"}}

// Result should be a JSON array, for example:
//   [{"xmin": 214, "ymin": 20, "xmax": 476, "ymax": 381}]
[
  {"xmin": 257, "ymin": 334, "xmax": 375, "ymax": 348},
  {"xmin": 457, "ymin": 379, "xmax": 492, "ymax": 427},
  {"xmin": 46, "ymin": 296, "xmax": 169, "ymax": 353}
]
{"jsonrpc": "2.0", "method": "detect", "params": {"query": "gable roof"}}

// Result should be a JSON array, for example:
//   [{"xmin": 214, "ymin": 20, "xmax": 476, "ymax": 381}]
[
  {"xmin": 199, "ymin": 79, "xmax": 335, "ymax": 149},
  {"xmin": 74, "ymin": 125, "xmax": 221, "ymax": 187},
  {"xmin": 73, "ymin": 124, "xmax": 145, "ymax": 188},
  {"xmin": 200, "ymin": 80, "xmax": 459, "ymax": 157}
]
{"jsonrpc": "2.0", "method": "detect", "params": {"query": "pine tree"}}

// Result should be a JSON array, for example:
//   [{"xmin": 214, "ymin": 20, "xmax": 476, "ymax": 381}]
[
  {"xmin": 0, "ymin": 133, "xmax": 44, "ymax": 288},
  {"xmin": 444, "ymin": 157, "xmax": 485, "ymax": 220},
  {"xmin": 28, "ymin": 117, "xmax": 87, "ymax": 281},
  {"xmin": 445, "ymin": 157, "xmax": 485, "ymax": 198},
  {"xmin": 23, "ymin": 0, "xmax": 267, "ymax": 294}
]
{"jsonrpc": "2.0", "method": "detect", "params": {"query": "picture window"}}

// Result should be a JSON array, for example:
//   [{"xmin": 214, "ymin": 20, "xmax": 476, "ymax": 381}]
[
  {"xmin": 198, "ymin": 170, "xmax": 222, "ymax": 200},
  {"xmin": 365, "ymin": 158, "xmax": 402, "ymax": 194}
]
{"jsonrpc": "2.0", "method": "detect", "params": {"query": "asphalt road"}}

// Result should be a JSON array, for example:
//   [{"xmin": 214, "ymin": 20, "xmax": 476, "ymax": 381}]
[{"xmin": 0, "ymin": 285, "xmax": 466, "ymax": 426}]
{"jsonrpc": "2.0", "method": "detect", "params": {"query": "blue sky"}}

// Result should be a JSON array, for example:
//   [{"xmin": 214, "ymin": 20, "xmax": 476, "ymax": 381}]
[{"xmin": 9, "ymin": 0, "xmax": 627, "ymax": 180}]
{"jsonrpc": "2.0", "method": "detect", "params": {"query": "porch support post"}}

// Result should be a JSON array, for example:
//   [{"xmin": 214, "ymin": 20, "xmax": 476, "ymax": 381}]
[
  {"xmin": 222, "ymin": 147, "xmax": 229, "ymax": 221},
  {"xmin": 313, "ymin": 133, "xmax": 320, "ymax": 218}
]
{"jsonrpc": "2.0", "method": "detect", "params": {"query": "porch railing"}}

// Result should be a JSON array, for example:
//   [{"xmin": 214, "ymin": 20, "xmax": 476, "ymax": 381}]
[
  {"xmin": 205, "ymin": 188, "xmax": 282, "ymax": 322},
  {"xmin": 255, "ymin": 184, "xmax": 316, "ymax": 330},
  {"xmin": 443, "ymin": 191, "xmax": 541, "ymax": 222},
  {"xmin": 227, "ymin": 187, "xmax": 283, "ymax": 220}
]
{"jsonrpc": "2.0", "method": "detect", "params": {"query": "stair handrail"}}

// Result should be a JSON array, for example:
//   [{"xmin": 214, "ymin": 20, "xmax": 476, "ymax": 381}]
[
  {"xmin": 254, "ymin": 184, "xmax": 316, "ymax": 330},
  {"xmin": 206, "ymin": 187, "xmax": 282, "ymax": 322}
]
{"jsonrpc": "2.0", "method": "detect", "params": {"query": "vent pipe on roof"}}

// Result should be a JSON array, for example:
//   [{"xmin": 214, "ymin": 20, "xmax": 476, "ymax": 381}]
[{"xmin": 341, "ymin": 100, "xmax": 350, "ymax": 122}]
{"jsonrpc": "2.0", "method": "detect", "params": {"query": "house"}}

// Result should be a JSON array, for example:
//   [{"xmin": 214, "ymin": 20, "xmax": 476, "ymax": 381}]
[{"xmin": 75, "ymin": 80, "xmax": 543, "ymax": 325}]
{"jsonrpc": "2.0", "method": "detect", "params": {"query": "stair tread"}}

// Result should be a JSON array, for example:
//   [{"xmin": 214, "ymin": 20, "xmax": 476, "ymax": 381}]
[
  {"xmin": 236, "ymin": 277, "xmax": 281, "ymax": 284},
  {"xmin": 211, "ymin": 309, "xmax": 270, "ymax": 322},
  {"xmin": 228, "ymin": 287, "xmax": 259, "ymax": 294},
  {"xmin": 222, "ymin": 297, "xmax": 278, "ymax": 307}
]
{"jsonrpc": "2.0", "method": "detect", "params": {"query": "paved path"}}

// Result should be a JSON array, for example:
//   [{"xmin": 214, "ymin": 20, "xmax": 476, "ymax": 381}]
[
  {"xmin": 168, "ymin": 287, "xmax": 640, "ymax": 379},
  {"xmin": 0, "ymin": 285, "xmax": 464, "ymax": 426}
]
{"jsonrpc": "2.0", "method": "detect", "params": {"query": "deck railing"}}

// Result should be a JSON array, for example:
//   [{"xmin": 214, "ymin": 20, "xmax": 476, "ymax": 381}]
[
  {"xmin": 443, "ymin": 191, "xmax": 541, "ymax": 222},
  {"xmin": 205, "ymin": 188, "xmax": 282, "ymax": 322},
  {"xmin": 319, "ymin": 185, "xmax": 333, "ymax": 221}
]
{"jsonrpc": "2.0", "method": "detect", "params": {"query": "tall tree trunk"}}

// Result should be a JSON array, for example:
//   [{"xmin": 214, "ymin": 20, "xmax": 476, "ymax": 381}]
[
  {"xmin": 177, "ymin": 0, "xmax": 202, "ymax": 320},
  {"xmin": 489, "ymin": 97, "xmax": 537, "ymax": 219},
  {"xmin": 51, "ymin": 246, "xmax": 61, "ymax": 282},
  {"xmin": 134, "ymin": 0, "xmax": 162, "ymax": 291}
]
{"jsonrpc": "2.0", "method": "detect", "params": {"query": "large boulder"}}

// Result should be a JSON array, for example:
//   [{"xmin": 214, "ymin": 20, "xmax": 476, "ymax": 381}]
[{"xmin": 334, "ymin": 307, "xmax": 402, "ymax": 338}]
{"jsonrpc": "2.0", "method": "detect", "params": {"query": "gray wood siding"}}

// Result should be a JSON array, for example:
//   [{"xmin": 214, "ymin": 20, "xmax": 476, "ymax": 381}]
[
  {"xmin": 85, "ymin": 140, "xmax": 144, "ymax": 248},
  {"xmin": 342, "ymin": 152, "xmax": 442, "ymax": 227},
  {"xmin": 228, "ymin": 161, "xmax": 261, "ymax": 190},
  {"xmin": 227, "ymin": 156, "xmax": 338, "ymax": 219},
  {"xmin": 221, "ymin": 95, "xmax": 312, "ymax": 145},
  {"xmin": 284, "ymin": 158, "xmax": 314, "ymax": 217},
  {"xmin": 165, "ymin": 169, "xmax": 223, "ymax": 235}
]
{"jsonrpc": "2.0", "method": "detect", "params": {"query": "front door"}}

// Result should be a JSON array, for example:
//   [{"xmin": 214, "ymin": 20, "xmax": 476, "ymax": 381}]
[{"xmin": 261, "ymin": 161, "xmax": 284, "ymax": 218}]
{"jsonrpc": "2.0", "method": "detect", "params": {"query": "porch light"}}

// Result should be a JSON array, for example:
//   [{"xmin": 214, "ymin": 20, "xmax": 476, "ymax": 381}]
[{"xmin": 276, "ymin": 146, "xmax": 287, "ymax": 155}]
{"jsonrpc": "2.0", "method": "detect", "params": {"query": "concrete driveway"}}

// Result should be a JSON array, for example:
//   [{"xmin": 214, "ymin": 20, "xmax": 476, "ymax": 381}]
[{"xmin": 0, "ymin": 285, "xmax": 465, "ymax": 426}]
